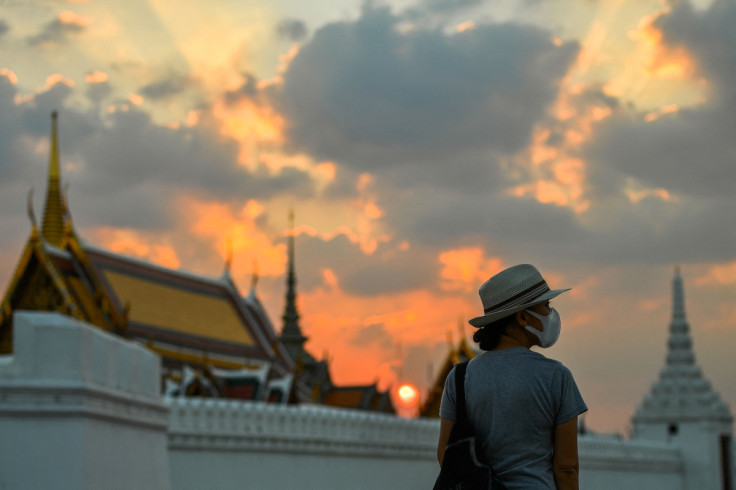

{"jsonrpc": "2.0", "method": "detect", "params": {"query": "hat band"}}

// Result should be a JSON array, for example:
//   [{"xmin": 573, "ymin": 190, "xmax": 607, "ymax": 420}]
[{"xmin": 483, "ymin": 280, "xmax": 549, "ymax": 314}]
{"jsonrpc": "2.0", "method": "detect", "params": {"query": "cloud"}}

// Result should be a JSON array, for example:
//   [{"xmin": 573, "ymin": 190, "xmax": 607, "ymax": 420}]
[
  {"xmin": 585, "ymin": 0, "xmax": 736, "ymax": 195},
  {"xmin": 350, "ymin": 322, "xmax": 394, "ymax": 349},
  {"xmin": 223, "ymin": 73, "xmax": 259, "ymax": 104},
  {"xmin": 653, "ymin": 0, "xmax": 736, "ymax": 102},
  {"xmin": 85, "ymin": 71, "xmax": 113, "ymax": 104},
  {"xmin": 139, "ymin": 73, "xmax": 191, "ymax": 100},
  {"xmin": 0, "ymin": 75, "xmax": 316, "ymax": 235},
  {"xmin": 27, "ymin": 11, "xmax": 89, "ymax": 47},
  {"xmin": 422, "ymin": 0, "xmax": 485, "ymax": 14},
  {"xmin": 276, "ymin": 18, "xmax": 308, "ymax": 42},
  {"xmin": 275, "ymin": 5, "xmax": 578, "ymax": 174},
  {"xmin": 0, "ymin": 19, "xmax": 9, "ymax": 37},
  {"xmin": 291, "ymin": 232, "xmax": 437, "ymax": 296}
]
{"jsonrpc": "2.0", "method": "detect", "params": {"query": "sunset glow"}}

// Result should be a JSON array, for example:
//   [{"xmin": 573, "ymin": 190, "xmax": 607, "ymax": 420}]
[{"xmin": 396, "ymin": 383, "xmax": 420, "ymax": 408}]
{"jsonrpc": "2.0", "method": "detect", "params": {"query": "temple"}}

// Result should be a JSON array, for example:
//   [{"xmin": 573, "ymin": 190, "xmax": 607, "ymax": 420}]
[{"xmin": 0, "ymin": 112, "xmax": 393, "ymax": 413}]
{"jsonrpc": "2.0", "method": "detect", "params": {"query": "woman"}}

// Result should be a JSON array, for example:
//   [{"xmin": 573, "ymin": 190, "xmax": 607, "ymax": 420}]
[{"xmin": 437, "ymin": 264, "xmax": 587, "ymax": 490}]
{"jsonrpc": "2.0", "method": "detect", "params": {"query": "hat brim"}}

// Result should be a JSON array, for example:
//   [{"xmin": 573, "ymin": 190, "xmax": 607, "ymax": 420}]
[{"xmin": 468, "ymin": 287, "xmax": 571, "ymax": 328}]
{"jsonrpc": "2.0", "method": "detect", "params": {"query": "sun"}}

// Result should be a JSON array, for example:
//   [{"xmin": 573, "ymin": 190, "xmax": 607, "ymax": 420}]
[{"xmin": 396, "ymin": 383, "xmax": 420, "ymax": 408}]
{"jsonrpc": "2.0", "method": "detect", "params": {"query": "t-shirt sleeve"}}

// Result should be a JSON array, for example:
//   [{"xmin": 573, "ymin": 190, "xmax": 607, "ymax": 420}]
[
  {"xmin": 554, "ymin": 365, "xmax": 588, "ymax": 425},
  {"xmin": 439, "ymin": 365, "xmax": 458, "ymax": 420}
]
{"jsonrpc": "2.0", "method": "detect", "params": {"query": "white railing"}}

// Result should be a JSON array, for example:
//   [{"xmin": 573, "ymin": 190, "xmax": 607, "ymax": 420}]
[
  {"xmin": 579, "ymin": 434, "xmax": 683, "ymax": 472},
  {"xmin": 167, "ymin": 397, "xmax": 439, "ymax": 459}
]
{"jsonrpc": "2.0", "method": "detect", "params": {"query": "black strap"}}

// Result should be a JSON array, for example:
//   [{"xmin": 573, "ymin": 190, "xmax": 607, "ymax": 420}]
[
  {"xmin": 451, "ymin": 361, "xmax": 474, "ymax": 440},
  {"xmin": 455, "ymin": 361, "xmax": 468, "ymax": 419}
]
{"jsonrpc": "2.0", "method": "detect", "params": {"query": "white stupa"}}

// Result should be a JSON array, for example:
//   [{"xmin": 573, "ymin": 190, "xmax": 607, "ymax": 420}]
[{"xmin": 632, "ymin": 268, "xmax": 733, "ymax": 489}]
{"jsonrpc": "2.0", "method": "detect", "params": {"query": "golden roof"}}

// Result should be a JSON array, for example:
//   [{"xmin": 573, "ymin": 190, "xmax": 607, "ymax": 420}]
[{"xmin": 102, "ymin": 269, "xmax": 255, "ymax": 347}]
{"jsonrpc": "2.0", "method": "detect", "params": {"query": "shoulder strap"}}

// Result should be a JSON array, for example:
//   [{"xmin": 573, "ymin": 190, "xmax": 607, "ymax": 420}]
[
  {"xmin": 451, "ymin": 360, "xmax": 475, "ymax": 442},
  {"xmin": 454, "ymin": 361, "xmax": 469, "ymax": 423}
]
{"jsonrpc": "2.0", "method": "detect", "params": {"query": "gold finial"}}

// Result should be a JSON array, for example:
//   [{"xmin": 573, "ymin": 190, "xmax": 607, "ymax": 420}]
[
  {"xmin": 41, "ymin": 110, "xmax": 65, "ymax": 245},
  {"xmin": 224, "ymin": 238, "xmax": 233, "ymax": 274},
  {"xmin": 27, "ymin": 188, "xmax": 38, "ymax": 229},
  {"xmin": 250, "ymin": 259, "xmax": 259, "ymax": 291}
]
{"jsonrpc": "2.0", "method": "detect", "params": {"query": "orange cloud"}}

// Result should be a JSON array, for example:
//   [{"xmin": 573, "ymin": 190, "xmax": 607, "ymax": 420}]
[
  {"xmin": 0, "ymin": 69, "xmax": 18, "ymax": 85},
  {"xmin": 59, "ymin": 10, "xmax": 92, "ymax": 27},
  {"xmin": 212, "ymin": 96, "xmax": 285, "ymax": 167},
  {"xmin": 185, "ymin": 197, "xmax": 287, "ymax": 278},
  {"xmin": 456, "ymin": 21, "xmax": 475, "ymax": 33},
  {"xmin": 89, "ymin": 227, "xmax": 181, "ymax": 269},
  {"xmin": 45, "ymin": 74, "xmax": 75, "ymax": 89},
  {"xmin": 695, "ymin": 262, "xmax": 736, "ymax": 286},
  {"xmin": 644, "ymin": 103, "xmax": 679, "ymax": 122},
  {"xmin": 84, "ymin": 70, "xmax": 108, "ymax": 84},
  {"xmin": 633, "ymin": 12, "xmax": 697, "ymax": 80},
  {"xmin": 623, "ymin": 178, "xmax": 673, "ymax": 204},
  {"xmin": 439, "ymin": 247, "xmax": 504, "ymax": 293}
]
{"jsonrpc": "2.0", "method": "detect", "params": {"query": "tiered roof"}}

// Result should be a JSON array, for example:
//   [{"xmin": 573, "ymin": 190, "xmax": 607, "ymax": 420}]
[{"xmin": 632, "ymin": 268, "xmax": 732, "ymax": 425}]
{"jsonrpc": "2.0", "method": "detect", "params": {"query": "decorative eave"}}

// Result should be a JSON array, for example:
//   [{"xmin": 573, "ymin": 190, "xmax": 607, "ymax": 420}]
[
  {"xmin": 632, "ymin": 268, "xmax": 733, "ymax": 426},
  {"xmin": 0, "ymin": 233, "xmax": 83, "ymax": 326}
]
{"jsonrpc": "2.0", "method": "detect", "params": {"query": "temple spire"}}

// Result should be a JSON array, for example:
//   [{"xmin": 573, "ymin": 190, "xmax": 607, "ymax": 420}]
[
  {"xmin": 41, "ymin": 111, "xmax": 65, "ymax": 246},
  {"xmin": 280, "ymin": 208, "xmax": 307, "ymax": 362},
  {"xmin": 632, "ymin": 267, "xmax": 731, "ymax": 425},
  {"xmin": 667, "ymin": 266, "xmax": 695, "ymax": 366}
]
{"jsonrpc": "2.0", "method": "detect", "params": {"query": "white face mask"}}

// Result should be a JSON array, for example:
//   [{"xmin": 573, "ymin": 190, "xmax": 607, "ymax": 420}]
[{"xmin": 525, "ymin": 308, "xmax": 561, "ymax": 348}]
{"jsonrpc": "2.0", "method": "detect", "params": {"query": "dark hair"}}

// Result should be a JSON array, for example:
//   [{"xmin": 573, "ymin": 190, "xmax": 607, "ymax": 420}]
[{"xmin": 472, "ymin": 315, "xmax": 517, "ymax": 351}]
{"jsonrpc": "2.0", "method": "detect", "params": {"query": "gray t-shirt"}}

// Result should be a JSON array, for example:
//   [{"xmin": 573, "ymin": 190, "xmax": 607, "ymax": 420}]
[{"xmin": 439, "ymin": 347, "xmax": 587, "ymax": 489}]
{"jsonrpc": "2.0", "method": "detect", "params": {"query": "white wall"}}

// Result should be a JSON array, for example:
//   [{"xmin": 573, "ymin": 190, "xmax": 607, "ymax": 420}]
[
  {"xmin": 0, "ymin": 312, "xmax": 170, "ymax": 490},
  {"xmin": 0, "ymin": 312, "xmax": 705, "ymax": 490},
  {"xmin": 167, "ymin": 398, "xmax": 440, "ymax": 490},
  {"xmin": 579, "ymin": 436, "xmax": 684, "ymax": 490}
]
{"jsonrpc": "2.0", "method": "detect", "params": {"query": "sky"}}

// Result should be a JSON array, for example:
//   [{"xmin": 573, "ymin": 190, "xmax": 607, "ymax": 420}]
[{"xmin": 0, "ymin": 0, "xmax": 734, "ymax": 433}]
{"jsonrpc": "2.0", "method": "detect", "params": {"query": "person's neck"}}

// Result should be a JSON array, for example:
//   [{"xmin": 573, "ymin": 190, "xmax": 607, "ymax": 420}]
[{"xmin": 494, "ymin": 327, "xmax": 533, "ymax": 350}]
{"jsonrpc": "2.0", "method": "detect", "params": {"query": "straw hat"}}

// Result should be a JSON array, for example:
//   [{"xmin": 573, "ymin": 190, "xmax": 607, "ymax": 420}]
[{"xmin": 468, "ymin": 264, "xmax": 570, "ymax": 327}]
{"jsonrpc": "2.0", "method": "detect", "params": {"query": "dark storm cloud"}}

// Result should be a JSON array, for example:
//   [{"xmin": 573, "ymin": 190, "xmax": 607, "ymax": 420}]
[
  {"xmin": 139, "ymin": 74, "xmax": 191, "ymax": 100},
  {"xmin": 276, "ymin": 18, "xmax": 308, "ymax": 42},
  {"xmin": 276, "ymin": 5, "xmax": 578, "ymax": 171},
  {"xmin": 27, "ymin": 14, "xmax": 86, "ymax": 47}
]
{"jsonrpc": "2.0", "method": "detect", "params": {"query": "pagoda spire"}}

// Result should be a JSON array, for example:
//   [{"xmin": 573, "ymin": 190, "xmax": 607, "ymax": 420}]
[
  {"xmin": 41, "ymin": 111, "xmax": 65, "ymax": 246},
  {"xmin": 280, "ymin": 208, "xmax": 307, "ymax": 362},
  {"xmin": 632, "ymin": 267, "xmax": 731, "ymax": 425},
  {"xmin": 666, "ymin": 266, "xmax": 695, "ymax": 367}
]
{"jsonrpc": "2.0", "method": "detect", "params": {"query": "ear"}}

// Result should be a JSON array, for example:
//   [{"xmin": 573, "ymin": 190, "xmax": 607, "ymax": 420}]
[{"xmin": 515, "ymin": 310, "xmax": 529, "ymax": 327}]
